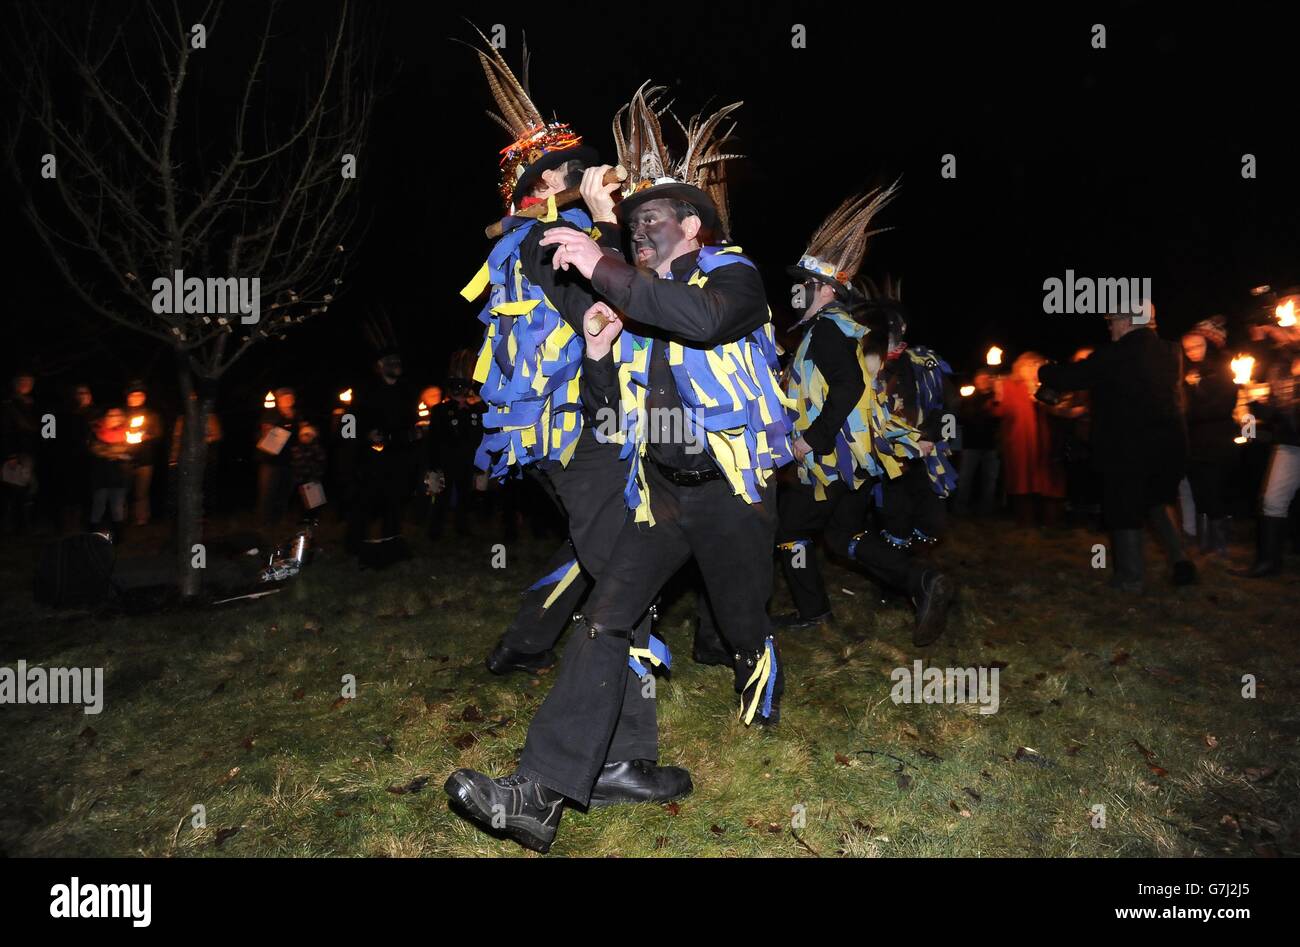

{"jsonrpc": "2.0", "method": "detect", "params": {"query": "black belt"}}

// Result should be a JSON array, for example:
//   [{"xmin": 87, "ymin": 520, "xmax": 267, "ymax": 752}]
[{"xmin": 651, "ymin": 459, "xmax": 722, "ymax": 486}]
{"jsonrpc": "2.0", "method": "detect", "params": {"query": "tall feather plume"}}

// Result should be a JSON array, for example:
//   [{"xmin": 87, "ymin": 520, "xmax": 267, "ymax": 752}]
[
  {"xmin": 456, "ymin": 21, "xmax": 543, "ymax": 139},
  {"xmin": 614, "ymin": 82, "xmax": 675, "ymax": 187},
  {"xmin": 806, "ymin": 178, "xmax": 901, "ymax": 281}
]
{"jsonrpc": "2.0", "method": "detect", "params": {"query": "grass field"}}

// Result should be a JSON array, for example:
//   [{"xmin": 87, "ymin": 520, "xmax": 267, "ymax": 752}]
[{"xmin": 1, "ymin": 512, "xmax": 1296, "ymax": 858}]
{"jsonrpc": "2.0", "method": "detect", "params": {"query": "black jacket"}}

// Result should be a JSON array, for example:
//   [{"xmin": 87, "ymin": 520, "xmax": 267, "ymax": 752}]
[
  {"xmin": 1038, "ymin": 328, "xmax": 1187, "ymax": 476},
  {"xmin": 1182, "ymin": 353, "xmax": 1238, "ymax": 462},
  {"xmin": 585, "ymin": 245, "xmax": 771, "ymax": 471},
  {"xmin": 799, "ymin": 316, "xmax": 866, "ymax": 456}
]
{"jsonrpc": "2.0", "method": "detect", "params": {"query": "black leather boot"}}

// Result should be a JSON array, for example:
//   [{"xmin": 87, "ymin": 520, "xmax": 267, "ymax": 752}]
[
  {"xmin": 691, "ymin": 600, "xmax": 732, "ymax": 666},
  {"xmin": 912, "ymin": 569, "xmax": 957, "ymax": 647},
  {"xmin": 1109, "ymin": 529, "xmax": 1144, "ymax": 592},
  {"xmin": 772, "ymin": 610, "xmax": 831, "ymax": 630},
  {"xmin": 589, "ymin": 759, "xmax": 693, "ymax": 807},
  {"xmin": 485, "ymin": 637, "xmax": 557, "ymax": 675},
  {"xmin": 443, "ymin": 769, "xmax": 565, "ymax": 853},
  {"xmin": 1234, "ymin": 516, "xmax": 1286, "ymax": 578}
]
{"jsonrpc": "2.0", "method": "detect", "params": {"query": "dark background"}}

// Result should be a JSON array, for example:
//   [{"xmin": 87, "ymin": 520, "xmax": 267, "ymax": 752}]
[{"xmin": 4, "ymin": 1, "xmax": 1298, "ymax": 447}]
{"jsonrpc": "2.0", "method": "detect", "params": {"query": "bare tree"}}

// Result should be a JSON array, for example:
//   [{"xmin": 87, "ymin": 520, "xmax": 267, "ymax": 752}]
[{"xmin": 5, "ymin": 0, "xmax": 376, "ymax": 597}]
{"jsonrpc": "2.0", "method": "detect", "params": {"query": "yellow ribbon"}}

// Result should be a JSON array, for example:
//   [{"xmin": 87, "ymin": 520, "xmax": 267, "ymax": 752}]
[{"xmin": 740, "ymin": 644, "xmax": 772, "ymax": 725}]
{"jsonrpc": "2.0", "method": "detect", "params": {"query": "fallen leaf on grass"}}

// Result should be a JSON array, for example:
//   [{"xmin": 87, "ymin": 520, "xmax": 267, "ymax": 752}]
[
  {"xmin": 949, "ymin": 801, "xmax": 972, "ymax": 818},
  {"xmin": 210, "ymin": 680, "xmax": 227, "ymax": 695},
  {"xmin": 963, "ymin": 787, "xmax": 982, "ymax": 803},
  {"xmin": 896, "ymin": 773, "xmax": 913, "ymax": 790},
  {"xmin": 1142, "ymin": 665, "xmax": 1183, "ymax": 685},
  {"xmin": 655, "ymin": 837, "xmax": 668, "ymax": 850},
  {"xmin": 710, "ymin": 824, "xmax": 725, "ymax": 835},
  {"xmin": 79, "ymin": 726, "xmax": 97, "ymax": 746},
  {"xmin": 916, "ymin": 748, "xmax": 943, "ymax": 762},
  {"xmin": 241, "ymin": 737, "xmax": 256, "ymax": 751},
  {"xmin": 663, "ymin": 802, "xmax": 680, "ymax": 816},
  {"xmin": 217, "ymin": 766, "xmax": 241, "ymax": 785},
  {"xmin": 1147, "ymin": 764, "xmax": 1169, "ymax": 778},
  {"xmin": 1203, "ymin": 734, "xmax": 1218, "ymax": 748},
  {"xmin": 1110, "ymin": 651, "xmax": 1131, "ymax": 666},
  {"xmin": 330, "ymin": 696, "xmax": 350, "ymax": 710},
  {"xmin": 834, "ymin": 752, "xmax": 852, "ymax": 766},
  {"xmin": 292, "ymin": 688, "xmax": 305, "ymax": 701},
  {"xmin": 452, "ymin": 733, "xmax": 479, "ymax": 751},
  {"xmin": 1243, "ymin": 766, "xmax": 1276, "ymax": 783},
  {"xmin": 460, "ymin": 704, "xmax": 485, "ymax": 722},
  {"xmin": 1130, "ymin": 739, "xmax": 1157, "ymax": 761},
  {"xmin": 386, "ymin": 776, "xmax": 429, "ymax": 795},
  {"xmin": 1014, "ymin": 746, "xmax": 1057, "ymax": 768},
  {"xmin": 214, "ymin": 827, "xmax": 241, "ymax": 847}
]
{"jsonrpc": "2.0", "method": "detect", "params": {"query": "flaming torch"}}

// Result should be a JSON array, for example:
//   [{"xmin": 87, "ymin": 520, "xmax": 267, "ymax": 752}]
[
  {"xmin": 1276, "ymin": 298, "xmax": 1297, "ymax": 328},
  {"xmin": 126, "ymin": 415, "xmax": 145, "ymax": 445},
  {"xmin": 338, "ymin": 388, "xmax": 353, "ymax": 404},
  {"xmin": 986, "ymin": 346, "xmax": 1003, "ymax": 368},
  {"xmin": 263, "ymin": 390, "xmax": 276, "ymax": 409},
  {"xmin": 1230, "ymin": 355, "xmax": 1255, "ymax": 385},
  {"xmin": 959, "ymin": 384, "xmax": 976, "ymax": 397}
]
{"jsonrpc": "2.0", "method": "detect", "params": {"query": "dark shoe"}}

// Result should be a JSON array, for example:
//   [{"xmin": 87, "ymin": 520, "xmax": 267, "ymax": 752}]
[
  {"xmin": 691, "ymin": 608, "xmax": 731, "ymax": 666},
  {"xmin": 1233, "ymin": 516, "xmax": 1286, "ymax": 578},
  {"xmin": 443, "ymin": 769, "xmax": 564, "ymax": 854},
  {"xmin": 485, "ymin": 638, "xmax": 557, "ymax": 675},
  {"xmin": 692, "ymin": 637, "xmax": 732, "ymax": 667},
  {"xmin": 1172, "ymin": 559, "xmax": 1198, "ymax": 586},
  {"xmin": 912, "ymin": 570, "xmax": 957, "ymax": 647},
  {"xmin": 1109, "ymin": 529, "xmax": 1145, "ymax": 593},
  {"xmin": 773, "ymin": 610, "xmax": 831, "ymax": 630},
  {"xmin": 589, "ymin": 759, "xmax": 693, "ymax": 808}
]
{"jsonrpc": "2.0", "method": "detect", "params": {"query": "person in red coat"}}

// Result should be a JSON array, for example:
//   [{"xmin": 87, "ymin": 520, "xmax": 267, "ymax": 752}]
[{"xmin": 990, "ymin": 352, "xmax": 1067, "ymax": 525}]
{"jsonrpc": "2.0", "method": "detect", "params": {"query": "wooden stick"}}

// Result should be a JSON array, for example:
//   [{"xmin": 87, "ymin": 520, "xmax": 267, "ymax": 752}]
[{"xmin": 484, "ymin": 165, "xmax": 627, "ymax": 239}]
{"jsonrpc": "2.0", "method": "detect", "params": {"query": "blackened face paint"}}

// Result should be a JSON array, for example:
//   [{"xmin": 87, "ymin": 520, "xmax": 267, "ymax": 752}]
[{"xmin": 627, "ymin": 199, "xmax": 689, "ymax": 271}]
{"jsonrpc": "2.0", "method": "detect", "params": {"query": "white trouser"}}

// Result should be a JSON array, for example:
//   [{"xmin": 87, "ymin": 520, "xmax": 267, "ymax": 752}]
[{"xmin": 1260, "ymin": 444, "xmax": 1300, "ymax": 517}]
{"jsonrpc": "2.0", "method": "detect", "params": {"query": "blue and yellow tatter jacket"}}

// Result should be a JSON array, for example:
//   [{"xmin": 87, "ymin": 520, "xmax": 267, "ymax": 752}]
[
  {"xmin": 880, "ymin": 345, "xmax": 959, "ymax": 498},
  {"xmin": 459, "ymin": 201, "xmax": 623, "ymax": 479},
  {"xmin": 787, "ymin": 306, "xmax": 923, "ymax": 499},
  {"xmin": 584, "ymin": 244, "xmax": 794, "ymax": 523}
]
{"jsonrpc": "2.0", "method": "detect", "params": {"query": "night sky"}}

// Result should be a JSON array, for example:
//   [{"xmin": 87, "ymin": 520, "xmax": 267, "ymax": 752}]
[{"xmin": 5, "ymin": 1, "xmax": 1298, "ymax": 431}]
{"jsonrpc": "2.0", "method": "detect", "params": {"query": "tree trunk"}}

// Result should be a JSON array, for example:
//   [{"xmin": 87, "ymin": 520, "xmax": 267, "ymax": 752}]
[{"xmin": 175, "ymin": 364, "xmax": 213, "ymax": 600}]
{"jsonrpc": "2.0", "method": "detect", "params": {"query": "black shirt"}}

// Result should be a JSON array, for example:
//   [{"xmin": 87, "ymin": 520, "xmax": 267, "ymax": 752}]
[{"xmin": 585, "ymin": 246, "xmax": 771, "ymax": 471}]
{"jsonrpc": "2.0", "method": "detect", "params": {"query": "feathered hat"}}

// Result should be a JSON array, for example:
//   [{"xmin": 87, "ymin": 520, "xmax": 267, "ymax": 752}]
[
  {"xmin": 459, "ymin": 24, "xmax": 597, "ymax": 213},
  {"xmin": 612, "ymin": 82, "xmax": 744, "ymax": 240},
  {"xmin": 789, "ymin": 182, "xmax": 900, "ymax": 301}
]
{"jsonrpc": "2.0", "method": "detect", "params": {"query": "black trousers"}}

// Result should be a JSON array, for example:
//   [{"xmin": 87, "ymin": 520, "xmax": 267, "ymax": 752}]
[
  {"xmin": 499, "ymin": 429, "xmax": 629, "ymax": 653},
  {"xmin": 878, "ymin": 462, "xmax": 946, "ymax": 543},
  {"xmin": 1187, "ymin": 457, "xmax": 1231, "ymax": 520},
  {"xmin": 776, "ymin": 478, "xmax": 870, "ymax": 618},
  {"xmin": 1102, "ymin": 465, "xmax": 1181, "ymax": 530},
  {"xmin": 517, "ymin": 462, "xmax": 777, "ymax": 804},
  {"xmin": 347, "ymin": 452, "xmax": 411, "ymax": 544}
]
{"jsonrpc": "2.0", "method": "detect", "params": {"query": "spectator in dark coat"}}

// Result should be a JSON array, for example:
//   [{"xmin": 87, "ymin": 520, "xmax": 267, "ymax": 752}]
[
  {"xmin": 1, "ymin": 370, "xmax": 40, "ymax": 535},
  {"xmin": 955, "ymin": 368, "xmax": 1001, "ymax": 515},
  {"xmin": 1038, "ymin": 305, "xmax": 1195, "ymax": 591},
  {"xmin": 1180, "ymin": 321, "xmax": 1238, "ymax": 556}
]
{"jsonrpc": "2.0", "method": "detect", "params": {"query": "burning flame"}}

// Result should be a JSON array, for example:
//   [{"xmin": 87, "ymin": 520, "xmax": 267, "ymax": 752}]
[
  {"xmin": 417, "ymin": 401, "xmax": 429, "ymax": 419},
  {"xmin": 339, "ymin": 388, "xmax": 353, "ymax": 404},
  {"xmin": 1233, "ymin": 436, "xmax": 1249, "ymax": 445},
  {"xmin": 263, "ymin": 391, "xmax": 275, "ymax": 409},
  {"xmin": 1276, "ymin": 298, "xmax": 1297, "ymax": 328},
  {"xmin": 126, "ymin": 431, "xmax": 143, "ymax": 444},
  {"xmin": 130, "ymin": 415, "xmax": 144, "ymax": 428},
  {"xmin": 1230, "ymin": 355, "xmax": 1255, "ymax": 385},
  {"xmin": 370, "ymin": 442, "xmax": 384, "ymax": 453},
  {"xmin": 986, "ymin": 346, "xmax": 1003, "ymax": 367},
  {"xmin": 959, "ymin": 385, "xmax": 976, "ymax": 397}
]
